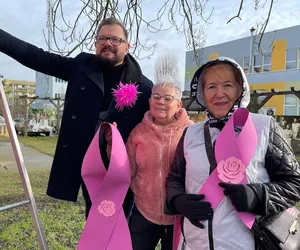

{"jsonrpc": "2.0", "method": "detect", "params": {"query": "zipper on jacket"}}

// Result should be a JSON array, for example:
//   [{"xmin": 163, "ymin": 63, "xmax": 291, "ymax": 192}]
[
  {"xmin": 181, "ymin": 216, "xmax": 187, "ymax": 250},
  {"xmin": 159, "ymin": 128, "xmax": 164, "ymax": 222},
  {"xmin": 181, "ymin": 242, "xmax": 186, "ymax": 250}
]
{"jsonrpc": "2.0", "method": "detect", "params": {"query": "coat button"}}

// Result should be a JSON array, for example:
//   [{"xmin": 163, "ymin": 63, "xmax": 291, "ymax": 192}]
[
  {"xmin": 72, "ymin": 115, "xmax": 76, "ymax": 119},
  {"xmin": 62, "ymin": 143, "xmax": 68, "ymax": 148},
  {"xmin": 81, "ymin": 86, "xmax": 86, "ymax": 90}
]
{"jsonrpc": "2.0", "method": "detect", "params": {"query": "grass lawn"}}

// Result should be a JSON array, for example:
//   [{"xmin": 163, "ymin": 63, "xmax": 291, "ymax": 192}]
[
  {"xmin": 0, "ymin": 170, "xmax": 85, "ymax": 250},
  {"xmin": 0, "ymin": 136, "xmax": 162, "ymax": 250},
  {"xmin": 1, "ymin": 136, "xmax": 299, "ymax": 249},
  {"xmin": 18, "ymin": 136, "xmax": 58, "ymax": 156},
  {"xmin": 0, "ymin": 136, "xmax": 86, "ymax": 249}
]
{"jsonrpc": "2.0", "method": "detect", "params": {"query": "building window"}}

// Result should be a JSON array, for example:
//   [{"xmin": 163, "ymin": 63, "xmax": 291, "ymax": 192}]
[
  {"xmin": 285, "ymin": 94, "xmax": 296, "ymax": 105},
  {"xmin": 284, "ymin": 94, "xmax": 297, "ymax": 115},
  {"xmin": 263, "ymin": 55, "xmax": 271, "ymax": 72},
  {"xmin": 286, "ymin": 48, "xmax": 297, "ymax": 69},
  {"xmin": 285, "ymin": 106, "xmax": 296, "ymax": 115},
  {"xmin": 253, "ymin": 54, "xmax": 262, "ymax": 73},
  {"xmin": 243, "ymin": 56, "xmax": 249, "ymax": 74}
]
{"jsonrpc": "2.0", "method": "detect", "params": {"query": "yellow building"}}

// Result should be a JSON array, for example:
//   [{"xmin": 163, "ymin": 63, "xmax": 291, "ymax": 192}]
[
  {"xmin": 3, "ymin": 79, "xmax": 36, "ymax": 119},
  {"xmin": 3, "ymin": 79, "xmax": 36, "ymax": 103},
  {"xmin": 185, "ymin": 25, "xmax": 300, "ymax": 116}
]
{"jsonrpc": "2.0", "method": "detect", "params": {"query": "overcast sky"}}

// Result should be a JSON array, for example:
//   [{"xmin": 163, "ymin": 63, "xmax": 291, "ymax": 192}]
[{"xmin": 0, "ymin": 0, "xmax": 299, "ymax": 89}]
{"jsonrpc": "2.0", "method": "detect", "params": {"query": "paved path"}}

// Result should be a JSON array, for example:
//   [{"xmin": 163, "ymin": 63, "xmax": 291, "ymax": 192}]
[{"xmin": 0, "ymin": 141, "xmax": 53, "ymax": 173}]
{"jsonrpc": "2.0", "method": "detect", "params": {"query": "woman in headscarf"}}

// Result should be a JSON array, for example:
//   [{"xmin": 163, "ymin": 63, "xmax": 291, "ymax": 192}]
[{"xmin": 165, "ymin": 57, "xmax": 300, "ymax": 250}]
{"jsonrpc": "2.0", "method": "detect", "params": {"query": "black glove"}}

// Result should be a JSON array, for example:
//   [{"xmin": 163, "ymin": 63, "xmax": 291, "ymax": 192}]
[
  {"xmin": 219, "ymin": 183, "xmax": 262, "ymax": 213},
  {"xmin": 173, "ymin": 194, "xmax": 213, "ymax": 229}
]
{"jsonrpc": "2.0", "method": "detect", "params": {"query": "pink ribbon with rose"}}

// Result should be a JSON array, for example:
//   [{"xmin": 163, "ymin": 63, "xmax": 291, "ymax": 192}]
[
  {"xmin": 200, "ymin": 107, "xmax": 258, "ymax": 229},
  {"xmin": 172, "ymin": 108, "xmax": 258, "ymax": 250},
  {"xmin": 78, "ymin": 123, "xmax": 132, "ymax": 250}
]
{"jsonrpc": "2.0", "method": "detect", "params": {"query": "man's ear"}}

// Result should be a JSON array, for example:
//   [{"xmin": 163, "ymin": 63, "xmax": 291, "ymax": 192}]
[{"xmin": 125, "ymin": 43, "xmax": 130, "ymax": 54}]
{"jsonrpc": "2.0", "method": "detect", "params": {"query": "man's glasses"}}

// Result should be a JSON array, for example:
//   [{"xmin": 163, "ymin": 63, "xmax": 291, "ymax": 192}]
[
  {"xmin": 151, "ymin": 93, "xmax": 179, "ymax": 103},
  {"xmin": 95, "ymin": 36, "xmax": 127, "ymax": 46}
]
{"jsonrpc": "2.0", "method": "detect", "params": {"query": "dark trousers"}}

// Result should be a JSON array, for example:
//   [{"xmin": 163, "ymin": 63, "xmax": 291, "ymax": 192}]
[
  {"xmin": 82, "ymin": 182, "xmax": 92, "ymax": 219},
  {"xmin": 129, "ymin": 206, "xmax": 173, "ymax": 250}
]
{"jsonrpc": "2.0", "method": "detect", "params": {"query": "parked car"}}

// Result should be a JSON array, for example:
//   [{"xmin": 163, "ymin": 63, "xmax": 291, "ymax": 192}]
[
  {"xmin": 27, "ymin": 117, "xmax": 53, "ymax": 136},
  {"xmin": 15, "ymin": 116, "xmax": 54, "ymax": 136},
  {"xmin": 14, "ymin": 116, "xmax": 25, "ymax": 134}
]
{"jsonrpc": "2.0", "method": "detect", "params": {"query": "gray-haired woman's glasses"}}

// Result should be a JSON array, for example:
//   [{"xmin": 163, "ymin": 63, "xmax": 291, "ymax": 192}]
[{"xmin": 151, "ymin": 93, "xmax": 179, "ymax": 103}]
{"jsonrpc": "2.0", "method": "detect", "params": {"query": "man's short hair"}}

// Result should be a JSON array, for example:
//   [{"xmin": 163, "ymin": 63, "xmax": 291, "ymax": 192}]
[{"xmin": 96, "ymin": 17, "xmax": 128, "ymax": 41}]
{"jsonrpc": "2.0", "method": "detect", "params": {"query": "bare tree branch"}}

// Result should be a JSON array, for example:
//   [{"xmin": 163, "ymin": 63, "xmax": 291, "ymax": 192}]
[
  {"xmin": 227, "ymin": 0, "xmax": 244, "ymax": 24},
  {"xmin": 256, "ymin": 0, "xmax": 274, "ymax": 53},
  {"xmin": 226, "ymin": 0, "xmax": 276, "ymax": 56},
  {"xmin": 46, "ymin": 0, "xmax": 211, "ymax": 64},
  {"xmin": 45, "ymin": 0, "xmax": 278, "ymax": 65}
]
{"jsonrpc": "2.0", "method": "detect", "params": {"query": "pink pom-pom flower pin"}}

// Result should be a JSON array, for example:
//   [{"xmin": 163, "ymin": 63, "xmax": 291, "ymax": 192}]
[{"xmin": 112, "ymin": 82, "xmax": 139, "ymax": 111}]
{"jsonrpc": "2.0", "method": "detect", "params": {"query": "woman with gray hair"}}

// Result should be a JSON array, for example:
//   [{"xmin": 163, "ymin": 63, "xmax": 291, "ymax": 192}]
[{"xmin": 126, "ymin": 52, "xmax": 194, "ymax": 250}]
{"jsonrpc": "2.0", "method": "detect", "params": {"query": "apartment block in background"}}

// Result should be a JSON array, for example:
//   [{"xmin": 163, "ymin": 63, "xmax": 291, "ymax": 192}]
[
  {"xmin": 185, "ymin": 25, "xmax": 300, "ymax": 116},
  {"xmin": 3, "ymin": 79, "xmax": 36, "ymax": 118}
]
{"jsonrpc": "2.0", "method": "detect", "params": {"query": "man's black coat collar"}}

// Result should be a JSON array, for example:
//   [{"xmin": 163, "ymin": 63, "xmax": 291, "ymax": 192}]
[{"xmin": 81, "ymin": 53, "xmax": 143, "ymax": 93}]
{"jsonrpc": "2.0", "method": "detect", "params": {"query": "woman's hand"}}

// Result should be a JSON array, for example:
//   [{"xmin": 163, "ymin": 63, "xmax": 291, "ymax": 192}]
[
  {"xmin": 173, "ymin": 193, "xmax": 213, "ymax": 229},
  {"xmin": 219, "ymin": 183, "xmax": 263, "ymax": 213}
]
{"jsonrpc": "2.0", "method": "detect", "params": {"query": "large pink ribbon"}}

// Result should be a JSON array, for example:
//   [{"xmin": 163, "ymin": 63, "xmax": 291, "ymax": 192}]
[
  {"xmin": 173, "ymin": 108, "xmax": 257, "ymax": 250},
  {"xmin": 78, "ymin": 123, "xmax": 132, "ymax": 250},
  {"xmin": 201, "ymin": 107, "xmax": 257, "ymax": 228},
  {"xmin": 172, "ymin": 217, "xmax": 182, "ymax": 250}
]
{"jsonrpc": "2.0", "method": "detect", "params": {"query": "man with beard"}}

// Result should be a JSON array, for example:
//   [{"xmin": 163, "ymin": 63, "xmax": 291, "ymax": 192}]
[{"xmin": 0, "ymin": 17, "xmax": 153, "ymax": 218}]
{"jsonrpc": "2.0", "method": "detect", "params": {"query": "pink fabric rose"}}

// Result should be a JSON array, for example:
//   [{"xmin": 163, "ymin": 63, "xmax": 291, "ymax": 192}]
[
  {"xmin": 217, "ymin": 156, "xmax": 246, "ymax": 184},
  {"xmin": 98, "ymin": 200, "xmax": 116, "ymax": 217}
]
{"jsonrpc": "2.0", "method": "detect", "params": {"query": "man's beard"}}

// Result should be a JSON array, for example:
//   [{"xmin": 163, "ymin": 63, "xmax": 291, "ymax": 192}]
[{"xmin": 95, "ymin": 47, "xmax": 122, "ymax": 66}]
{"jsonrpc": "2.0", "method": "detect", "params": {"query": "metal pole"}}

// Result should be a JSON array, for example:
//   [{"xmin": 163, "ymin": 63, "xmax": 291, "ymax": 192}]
[
  {"xmin": 23, "ymin": 95, "xmax": 28, "ymax": 136},
  {"xmin": 249, "ymin": 27, "xmax": 256, "ymax": 74},
  {"xmin": 0, "ymin": 80, "xmax": 48, "ymax": 250},
  {"xmin": 0, "ymin": 200, "xmax": 31, "ymax": 212},
  {"xmin": 57, "ymin": 98, "xmax": 62, "ymax": 132}
]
